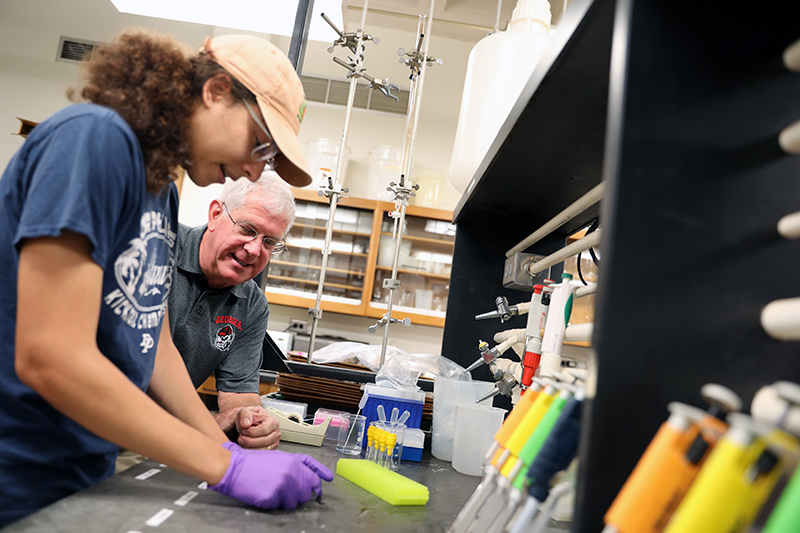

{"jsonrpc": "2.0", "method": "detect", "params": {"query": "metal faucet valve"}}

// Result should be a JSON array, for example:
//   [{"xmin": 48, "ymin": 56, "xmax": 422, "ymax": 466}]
[
  {"xmin": 474, "ymin": 296, "xmax": 522, "ymax": 323},
  {"xmin": 464, "ymin": 339, "xmax": 501, "ymax": 373},
  {"xmin": 477, "ymin": 374, "xmax": 518, "ymax": 403}
]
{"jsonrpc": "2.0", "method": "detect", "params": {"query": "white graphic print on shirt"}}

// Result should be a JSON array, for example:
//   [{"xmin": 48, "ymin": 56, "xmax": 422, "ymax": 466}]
[{"xmin": 103, "ymin": 211, "xmax": 176, "ymax": 330}]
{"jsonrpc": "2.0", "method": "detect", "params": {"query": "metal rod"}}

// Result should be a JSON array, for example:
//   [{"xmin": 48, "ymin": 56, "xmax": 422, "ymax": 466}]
[
  {"xmin": 524, "ymin": 230, "xmax": 602, "ymax": 277},
  {"xmin": 493, "ymin": 0, "xmax": 503, "ymax": 32},
  {"xmin": 506, "ymin": 182, "xmax": 604, "ymax": 258},
  {"xmin": 307, "ymin": 0, "xmax": 370, "ymax": 362},
  {"xmin": 320, "ymin": 12, "xmax": 343, "ymax": 38},
  {"xmin": 288, "ymin": 0, "xmax": 315, "ymax": 75},
  {"xmin": 379, "ymin": 2, "xmax": 435, "ymax": 367}
]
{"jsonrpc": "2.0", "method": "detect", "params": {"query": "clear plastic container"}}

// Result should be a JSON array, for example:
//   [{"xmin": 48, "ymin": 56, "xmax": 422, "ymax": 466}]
[
  {"xmin": 452, "ymin": 403, "xmax": 507, "ymax": 476},
  {"xmin": 367, "ymin": 145, "xmax": 403, "ymax": 201},
  {"xmin": 431, "ymin": 378, "xmax": 496, "ymax": 461}
]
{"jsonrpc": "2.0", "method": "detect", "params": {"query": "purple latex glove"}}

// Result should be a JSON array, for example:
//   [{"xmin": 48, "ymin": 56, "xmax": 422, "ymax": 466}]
[{"xmin": 211, "ymin": 442, "xmax": 334, "ymax": 509}]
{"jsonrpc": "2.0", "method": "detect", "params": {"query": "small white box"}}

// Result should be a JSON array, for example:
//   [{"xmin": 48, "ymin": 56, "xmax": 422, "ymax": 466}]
[
  {"xmin": 260, "ymin": 397, "xmax": 307, "ymax": 420},
  {"xmin": 267, "ymin": 330, "xmax": 293, "ymax": 355}
]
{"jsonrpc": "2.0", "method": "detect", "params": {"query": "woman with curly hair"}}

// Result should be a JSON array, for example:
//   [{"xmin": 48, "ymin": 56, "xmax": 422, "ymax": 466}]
[{"xmin": 0, "ymin": 31, "xmax": 331, "ymax": 526}]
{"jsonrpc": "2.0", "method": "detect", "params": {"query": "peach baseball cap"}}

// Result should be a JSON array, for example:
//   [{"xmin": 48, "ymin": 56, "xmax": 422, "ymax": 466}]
[{"xmin": 200, "ymin": 35, "xmax": 312, "ymax": 187}]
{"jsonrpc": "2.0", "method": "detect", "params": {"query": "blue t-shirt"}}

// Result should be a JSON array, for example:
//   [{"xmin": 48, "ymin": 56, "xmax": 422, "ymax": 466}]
[{"xmin": 0, "ymin": 104, "xmax": 178, "ymax": 526}]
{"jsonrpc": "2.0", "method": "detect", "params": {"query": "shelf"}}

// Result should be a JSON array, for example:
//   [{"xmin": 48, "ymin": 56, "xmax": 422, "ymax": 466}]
[
  {"xmin": 266, "ymin": 188, "xmax": 455, "ymax": 327},
  {"xmin": 284, "ymin": 245, "xmax": 368, "ymax": 258},
  {"xmin": 380, "ymin": 232, "xmax": 454, "ymax": 246},
  {"xmin": 266, "ymin": 275, "xmax": 362, "ymax": 292},
  {"xmin": 270, "ymin": 260, "xmax": 364, "ymax": 277},
  {"xmin": 375, "ymin": 265, "xmax": 451, "ymax": 280},
  {"xmin": 293, "ymin": 221, "xmax": 371, "ymax": 237}
]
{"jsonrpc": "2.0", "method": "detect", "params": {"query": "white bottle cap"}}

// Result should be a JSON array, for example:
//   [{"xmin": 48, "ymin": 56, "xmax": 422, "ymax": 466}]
[{"xmin": 509, "ymin": 0, "xmax": 552, "ymax": 34}]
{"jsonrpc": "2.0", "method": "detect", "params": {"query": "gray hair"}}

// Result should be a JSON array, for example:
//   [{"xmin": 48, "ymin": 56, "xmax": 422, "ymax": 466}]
[{"xmin": 219, "ymin": 171, "xmax": 296, "ymax": 237}]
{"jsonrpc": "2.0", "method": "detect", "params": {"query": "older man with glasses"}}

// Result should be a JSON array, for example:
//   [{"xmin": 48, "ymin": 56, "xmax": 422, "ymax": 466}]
[{"xmin": 168, "ymin": 171, "xmax": 295, "ymax": 450}]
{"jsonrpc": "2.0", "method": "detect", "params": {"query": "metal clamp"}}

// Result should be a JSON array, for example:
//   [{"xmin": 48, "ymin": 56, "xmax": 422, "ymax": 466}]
[
  {"xmin": 322, "ymin": 13, "xmax": 380, "ymax": 54},
  {"xmin": 382, "ymin": 278, "xmax": 402, "ymax": 289},
  {"xmin": 317, "ymin": 175, "xmax": 348, "ymax": 201},
  {"xmin": 397, "ymin": 45, "xmax": 442, "ymax": 80},
  {"xmin": 368, "ymin": 314, "xmax": 411, "ymax": 333}
]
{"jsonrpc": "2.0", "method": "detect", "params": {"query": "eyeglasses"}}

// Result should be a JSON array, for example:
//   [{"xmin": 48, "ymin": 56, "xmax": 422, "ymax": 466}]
[
  {"xmin": 242, "ymin": 99, "xmax": 280, "ymax": 165},
  {"xmin": 223, "ymin": 203, "xmax": 287, "ymax": 255}
]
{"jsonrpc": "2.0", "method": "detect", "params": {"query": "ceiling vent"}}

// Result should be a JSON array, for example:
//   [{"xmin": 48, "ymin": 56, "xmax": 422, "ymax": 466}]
[
  {"xmin": 300, "ymin": 75, "xmax": 408, "ymax": 115},
  {"xmin": 56, "ymin": 36, "xmax": 102, "ymax": 64}
]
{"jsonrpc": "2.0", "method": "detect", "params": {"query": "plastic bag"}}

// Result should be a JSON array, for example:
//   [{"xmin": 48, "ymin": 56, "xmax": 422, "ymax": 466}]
[{"xmin": 308, "ymin": 342, "xmax": 471, "ymax": 391}]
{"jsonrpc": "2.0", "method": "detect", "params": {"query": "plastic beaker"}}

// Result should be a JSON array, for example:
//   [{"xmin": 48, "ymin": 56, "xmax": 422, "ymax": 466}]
[
  {"xmin": 336, "ymin": 414, "xmax": 366, "ymax": 455},
  {"xmin": 431, "ymin": 377, "xmax": 496, "ymax": 461},
  {"xmin": 452, "ymin": 403, "xmax": 507, "ymax": 476}
]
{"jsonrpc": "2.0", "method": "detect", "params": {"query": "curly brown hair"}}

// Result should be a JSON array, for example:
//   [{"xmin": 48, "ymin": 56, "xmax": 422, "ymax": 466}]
[
  {"xmin": 69, "ymin": 31, "xmax": 195, "ymax": 194},
  {"xmin": 190, "ymin": 54, "xmax": 256, "ymax": 104}
]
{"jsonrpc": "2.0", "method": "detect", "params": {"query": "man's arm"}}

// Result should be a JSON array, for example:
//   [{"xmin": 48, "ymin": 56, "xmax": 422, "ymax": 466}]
[
  {"xmin": 15, "ymin": 231, "xmax": 230, "ymax": 484},
  {"xmin": 217, "ymin": 391, "xmax": 262, "ymax": 411},
  {"xmin": 216, "ymin": 391, "xmax": 281, "ymax": 449}
]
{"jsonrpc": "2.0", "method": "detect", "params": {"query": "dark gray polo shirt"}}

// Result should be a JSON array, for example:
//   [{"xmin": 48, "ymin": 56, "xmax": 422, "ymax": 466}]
[{"xmin": 168, "ymin": 224, "xmax": 268, "ymax": 393}]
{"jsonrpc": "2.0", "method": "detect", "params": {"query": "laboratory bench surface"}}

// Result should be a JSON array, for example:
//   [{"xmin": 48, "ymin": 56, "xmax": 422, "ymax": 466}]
[{"xmin": 4, "ymin": 440, "xmax": 571, "ymax": 532}]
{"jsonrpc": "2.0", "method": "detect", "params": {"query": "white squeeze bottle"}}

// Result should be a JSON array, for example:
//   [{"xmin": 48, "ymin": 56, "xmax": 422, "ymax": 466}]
[{"xmin": 449, "ymin": 0, "xmax": 553, "ymax": 193}]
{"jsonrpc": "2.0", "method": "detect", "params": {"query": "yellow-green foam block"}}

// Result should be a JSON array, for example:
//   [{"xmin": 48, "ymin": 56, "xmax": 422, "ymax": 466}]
[{"xmin": 336, "ymin": 459, "xmax": 429, "ymax": 506}]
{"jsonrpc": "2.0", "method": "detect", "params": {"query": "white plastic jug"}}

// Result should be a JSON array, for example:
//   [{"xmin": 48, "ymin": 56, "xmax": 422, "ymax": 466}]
[
  {"xmin": 304, "ymin": 138, "xmax": 351, "ymax": 189},
  {"xmin": 449, "ymin": 0, "xmax": 553, "ymax": 193}
]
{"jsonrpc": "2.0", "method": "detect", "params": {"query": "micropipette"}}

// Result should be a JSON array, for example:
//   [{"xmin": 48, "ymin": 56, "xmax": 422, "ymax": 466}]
[
  {"xmin": 758, "ymin": 381, "xmax": 800, "ymax": 533},
  {"xmin": 447, "ymin": 378, "xmax": 545, "ymax": 533},
  {"xmin": 762, "ymin": 462, "xmax": 800, "ymax": 533},
  {"xmin": 662, "ymin": 413, "xmax": 785, "ymax": 533},
  {"xmin": 483, "ymin": 372, "xmax": 586, "ymax": 533},
  {"xmin": 603, "ymin": 383, "xmax": 742, "ymax": 533},
  {"xmin": 485, "ymin": 381, "xmax": 581, "ymax": 533},
  {"xmin": 507, "ymin": 386, "xmax": 586, "ymax": 533},
  {"xmin": 521, "ymin": 284, "xmax": 551, "ymax": 391},
  {"xmin": 538, "ymin": 273, "xmax": 575, "ymax": 377},
  {"xmin": 463, "ymin": 379, "xmax": 563, "ymax": 531}
]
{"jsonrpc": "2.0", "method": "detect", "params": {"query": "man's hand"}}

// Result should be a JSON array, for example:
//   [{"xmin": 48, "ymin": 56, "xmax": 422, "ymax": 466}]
[{"xmin": 215, "ymin": 406, "xmax": 281, "ymax": 450}]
